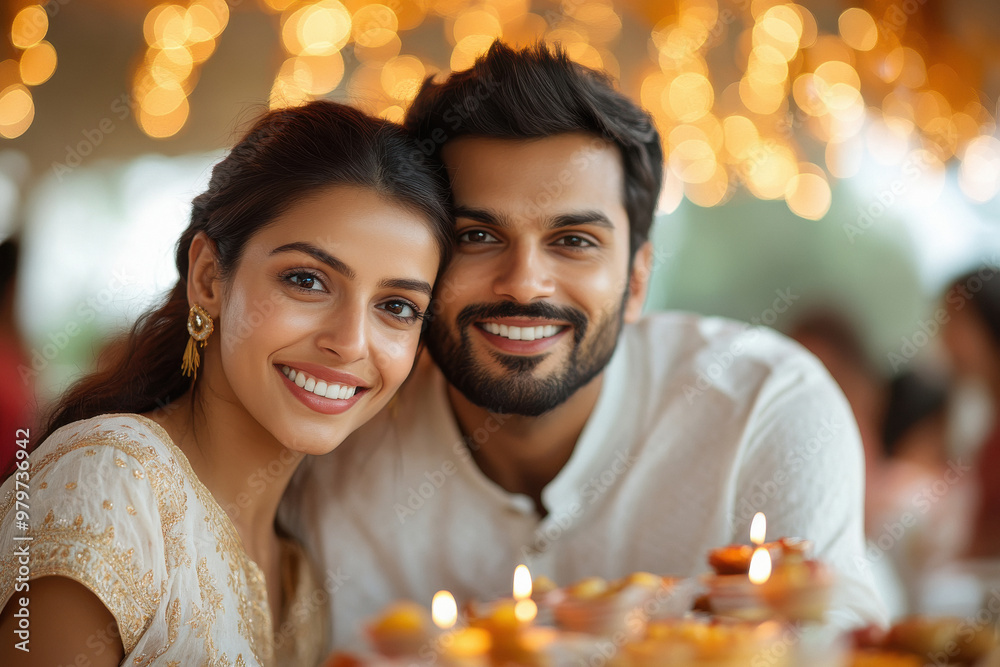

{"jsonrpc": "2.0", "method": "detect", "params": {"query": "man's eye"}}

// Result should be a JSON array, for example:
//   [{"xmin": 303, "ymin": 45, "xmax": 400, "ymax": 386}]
[
  {"xmin": 555, "ymin": 235, "xmax": 594, "ymax": 248},
  {"xmin": 458, "ymin": 229, "xmax": 499, "ymax": 244},
  {"xmin": 285, "ymin": 272, "xmax": 324, "ymax": 291}
]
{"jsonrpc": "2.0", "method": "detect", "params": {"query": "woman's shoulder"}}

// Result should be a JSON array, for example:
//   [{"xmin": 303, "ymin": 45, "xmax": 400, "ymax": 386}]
[{"xmin": 39, "ymin": 413, "xmax": 175, "ymax": 458}]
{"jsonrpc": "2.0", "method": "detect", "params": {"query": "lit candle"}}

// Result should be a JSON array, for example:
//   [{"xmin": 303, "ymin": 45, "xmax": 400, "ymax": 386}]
[
  {"xmin": 513, "ymin": 564, "xmax": 537, "ymax": 623},
  {"xmin": 750, "ymin": 512, "xmax": 766, "ymax": 546},
  {"xmin": 748, "ymin": 546, "xmax": 772, "ymax": 585},
  {"xmin": 433, "ymin": 590, "xmax": 458, "ymax": 630}
]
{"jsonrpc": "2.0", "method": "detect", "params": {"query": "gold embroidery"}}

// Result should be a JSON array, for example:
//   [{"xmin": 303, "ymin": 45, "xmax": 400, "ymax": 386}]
[
  {"xmin": 39, "ymin": 482, "xmax": 47, "ymax": 489},
  {"xmin": 133, "ymin": 469, "xmax": 145, "ymax": 480},
  {"xmin": 85, "ymin": 450, "xmax": 96, "ymax": 456},
  {"xmin": 103, "ymin": 500, "xmax": 114, "ymax": 510},
  {"xmin": 65, "ymin": 482, "xmax": 76, "ymax": 490},
  {"xmin": 127, "ymin": 505, "xmax": 137, "ymax": 515},
  {"xmin": 166, "ymin": 597, "xmax": 181, "ymax": 642},
  {"xmin": 115, "ymin": 458, "xmax": 127, "ymax": 468},
  {"xmin": 22, "ymin": 513, "xmax": 157, "ymax": 652}
]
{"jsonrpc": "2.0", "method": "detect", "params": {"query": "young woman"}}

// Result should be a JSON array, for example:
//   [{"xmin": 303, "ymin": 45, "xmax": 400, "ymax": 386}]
[{"xmin": 0, "ymin": 100, "xmax": 452, "ymax": 665}]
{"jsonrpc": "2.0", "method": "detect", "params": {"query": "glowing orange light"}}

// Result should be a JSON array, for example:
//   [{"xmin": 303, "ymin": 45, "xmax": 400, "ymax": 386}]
[
  {"xmin": 748, "ymin": 547, "xmax": 772, "ymax": 584},
  {"xmin": 432, "ymin": 590, "xmax": 457, "ymax": 630}
]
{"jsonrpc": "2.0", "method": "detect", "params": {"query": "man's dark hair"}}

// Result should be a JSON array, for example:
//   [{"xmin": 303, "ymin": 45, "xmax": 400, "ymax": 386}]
[{"xmin": 404, "ymin": 41, "xmax": 664, "ymax": 256}]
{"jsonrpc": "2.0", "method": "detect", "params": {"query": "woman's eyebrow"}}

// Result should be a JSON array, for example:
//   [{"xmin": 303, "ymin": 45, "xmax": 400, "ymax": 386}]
[
  {"xmin": 270, "ymin": 242, "xmax": 356, "ymax": 279},
  {"xmin": 379, "ymin": 278, "xmax": 432, "ymax": 298},
  {"xmin": 270, "ymin": 243, "xmax": 431, "ymax": 296}
]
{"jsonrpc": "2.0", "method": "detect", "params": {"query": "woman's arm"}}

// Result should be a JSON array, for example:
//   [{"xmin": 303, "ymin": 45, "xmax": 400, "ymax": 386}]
[{"xmin": 0, "ymin": 576, "xmax": 125, "ymax": 666}]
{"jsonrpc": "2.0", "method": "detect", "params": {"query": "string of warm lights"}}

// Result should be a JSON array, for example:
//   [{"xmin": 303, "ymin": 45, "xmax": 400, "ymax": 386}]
[
  {"xmin": 0, "ymin": 4, "xmax": 57, "ymax": 139},
  {"xmin": 4, "ymin": 0, "xmax": 998, "ymax": 213},
  {"xmin": 642, "ymin": 0, "xmax": 1000, "ymax": 217},
  {"xmin": 132, "ymin": 0, "xmax": 230, "ymax": 138}
]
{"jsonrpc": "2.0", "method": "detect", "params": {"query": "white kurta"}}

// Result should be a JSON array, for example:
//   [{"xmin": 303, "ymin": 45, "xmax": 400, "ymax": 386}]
[
  {"xmin": 281, "ymin": 312, "xmax": 887, "ymax": 649},
  {"xmin": 0, "ymin": 414, "xmax": 326, "ymax": 666}
]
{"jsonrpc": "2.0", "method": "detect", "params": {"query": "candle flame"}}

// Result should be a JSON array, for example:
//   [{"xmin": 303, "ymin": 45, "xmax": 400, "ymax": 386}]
[
  {"xmin": 748, "ymin": 546, "xmax": 772, "ymax": 584},
  {"xmin": 514, "ymin": 598, "xmax": 538, "ymax": 623},
  {"xmin": 432, "ymin": 590, "xmax": 457, "ymax": 629},
  {"xmin": 750, "ymin": 512, "xmax": 766, "ymax": 546},
  {"xmin": 513, "ymin": 564, "xmax": 532, "ymax": 600}
]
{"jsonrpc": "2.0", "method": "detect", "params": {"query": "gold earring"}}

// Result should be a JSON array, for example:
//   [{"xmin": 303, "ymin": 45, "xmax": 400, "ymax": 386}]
[{"xmin": 181, "ymin": 304, "xmax": 214, "ymax": 381}]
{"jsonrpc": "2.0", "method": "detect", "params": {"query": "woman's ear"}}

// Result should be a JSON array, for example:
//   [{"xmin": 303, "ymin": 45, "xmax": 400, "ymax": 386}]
[
  {"xmin": 186, "ymin": 232, "xmax": 222, "ymax": 315},
  {"xmin": 624, "ymin": 241, "xmax": 654, "ymax": 324}
]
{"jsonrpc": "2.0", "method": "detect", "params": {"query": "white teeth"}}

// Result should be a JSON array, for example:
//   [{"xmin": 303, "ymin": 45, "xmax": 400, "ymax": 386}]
[
  {"xmin": 281, "ymin": 366, "xmax": 359, "ymax": 400},
  {"xmin": 481, "ymin": 323, "xmax": 563, "ymax": 342}
]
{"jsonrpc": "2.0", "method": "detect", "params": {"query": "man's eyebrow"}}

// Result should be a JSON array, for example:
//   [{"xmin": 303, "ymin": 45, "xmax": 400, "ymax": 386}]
[
  {"xmin": 270, "ymin": 242, "xmax": 356, "ymax": 279},
  {"xmin": 455, "ymin": 206, "xmax": 614, "ymax": 230},
  {"xmin": 454, "ymin": 206, "xmax": 512, "ymax": 228},
  {"xmin": 550, "ymin": 211, "xmax": 615, "ymax": 230},
  {"xmin": 378, "ymin": 278, "xmax": 433, "ymax": 298}
]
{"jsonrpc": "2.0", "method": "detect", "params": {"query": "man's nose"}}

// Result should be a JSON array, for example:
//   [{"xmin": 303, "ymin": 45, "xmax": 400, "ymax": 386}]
[{"xmin": 492, "ymin": 241, "xmax": 556, "ymax": 303}]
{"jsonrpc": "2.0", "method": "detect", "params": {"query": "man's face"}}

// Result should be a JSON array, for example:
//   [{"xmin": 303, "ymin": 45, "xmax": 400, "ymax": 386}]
[{"xmin": 426, "ymin": 132, "xmax": 648, "ymax": 416}]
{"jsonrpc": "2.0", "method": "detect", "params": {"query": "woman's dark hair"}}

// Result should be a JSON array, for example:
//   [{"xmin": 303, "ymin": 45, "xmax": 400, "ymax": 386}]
[
  {"xmin": 403, "ymin": 40, "xmax": 663, "ymax": 258},
  {"xmin": 948, "ymin": 267, "xmax": 1000, "ymax": 345},
  {"xmin": 882, "ymin": 370, "xmax": 948, "ymax": 457},
  {"xmin": 40, "ymin": 100, "xmax": 452, "ymax": 443}
]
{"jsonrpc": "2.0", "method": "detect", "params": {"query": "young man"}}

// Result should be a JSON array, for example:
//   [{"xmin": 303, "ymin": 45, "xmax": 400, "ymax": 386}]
[{"xmin": 281, "ymin": 42, "xmax": 886, "ymax": 647}]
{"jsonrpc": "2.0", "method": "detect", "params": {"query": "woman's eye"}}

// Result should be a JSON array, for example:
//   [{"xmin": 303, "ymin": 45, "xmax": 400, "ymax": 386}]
[
  {"xmin": 458, "ymin": 229, "xmax": 499, "ymax": 244},
  {"xmin": 380, "ymin": 300, "xmax": 420, "ymax": 321},
  {"xmin": 285, "ymin": 272, "xmax": 324, "ymax": 291},
  {"xmin": 555, "ymin": 235, "xmax": 593, "ymax": 248}
]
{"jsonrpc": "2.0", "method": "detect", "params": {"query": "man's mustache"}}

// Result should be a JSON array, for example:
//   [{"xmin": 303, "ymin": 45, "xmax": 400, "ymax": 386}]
[{"xmin": 455, "ymin": 301, "xmax": 588, "ymax": 343}]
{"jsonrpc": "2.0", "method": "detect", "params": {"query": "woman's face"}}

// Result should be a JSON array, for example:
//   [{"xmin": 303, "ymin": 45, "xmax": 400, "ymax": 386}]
[{"xmin": 208, "ymin": 185, "xmax": 441, "ymax": 455}]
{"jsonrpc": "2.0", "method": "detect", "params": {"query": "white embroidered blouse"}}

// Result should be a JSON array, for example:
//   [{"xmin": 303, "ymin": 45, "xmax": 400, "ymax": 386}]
[{"xmin": 0, "ymin": 413, "xmax": 326, "ymax": 666}]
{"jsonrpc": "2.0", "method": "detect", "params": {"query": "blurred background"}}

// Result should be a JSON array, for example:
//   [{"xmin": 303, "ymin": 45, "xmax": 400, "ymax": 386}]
[{"xmin": 2, "ymin": 0, "xmax": 1000, "ymax": 622}]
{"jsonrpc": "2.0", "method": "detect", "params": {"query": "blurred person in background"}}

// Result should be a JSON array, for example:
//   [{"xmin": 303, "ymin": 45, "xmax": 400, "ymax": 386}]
[
  {"xmin": 0, "ymin": 237, "xmax": 34, "ymax": 478},
  {"xmin": 941, "ymin": 268, "xmax": 1000, "ymax": 560},
  {"xmin": 790, "ymin": 312, "xmax": 968, "ymax": 617}
]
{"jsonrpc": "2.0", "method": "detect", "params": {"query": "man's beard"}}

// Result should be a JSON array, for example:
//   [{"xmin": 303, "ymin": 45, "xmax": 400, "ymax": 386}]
[{"xmin": 425, "ymin": 296, "xmax": 627, "ymax": 416}]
